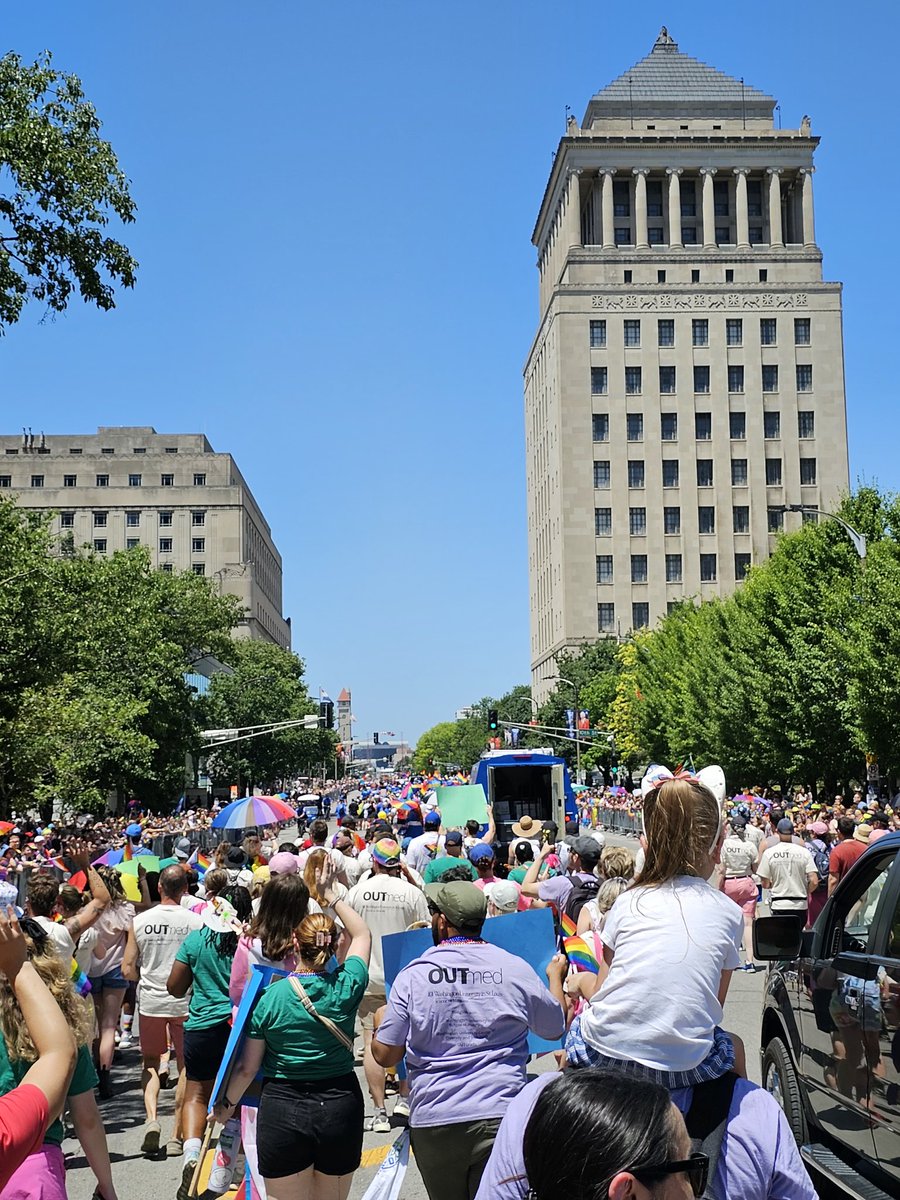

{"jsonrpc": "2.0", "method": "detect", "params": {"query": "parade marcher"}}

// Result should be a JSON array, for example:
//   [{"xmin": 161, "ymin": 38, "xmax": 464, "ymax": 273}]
[
  {"xmin": 89, "ymin": 868, "xmax": 141, "ymax": 1100},
  {"xmin": 520, "ymin": 835, "xmax": 602, "ymax": 931},
  {"xmin": 757, "ymin": 819, "xmax": 819, "ymax": 928},
  {"xmin": 423, "ymin": 831, "xmax": 477, "ymax": 884},
  {"xmin": 372, "ymin": 880, "xmax": 567, "ymax": 1200},
  {"xmin": 805, "ymin": 820, "xmax": 832, "ymax": 927},
  {"xmin": 827, "ymin": 817, "xmax": 867, "ymax": 895},
  {"xmin": 719, "ymin": 816, "xmax": 760, "ymax": 970},
  {"xmin": 405, "ymin": 810, "xmax": 445, "ymax": 876},
  {"xmin": 229, "ymin": 873, "xmax": 312, "ymax": 1005}
]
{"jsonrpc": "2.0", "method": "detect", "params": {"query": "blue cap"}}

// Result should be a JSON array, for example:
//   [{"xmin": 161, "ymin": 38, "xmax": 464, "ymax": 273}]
[
  {"xmin": 424, "ymin": 810, "xmax": 442, "ymax": 827},
  {"xmin": 469, "ymin": 843, "xmax": 494, "ymax": 863},
  {"xmin": 126, "ymin": 823, "xmax": 143, "ymax": 838}
]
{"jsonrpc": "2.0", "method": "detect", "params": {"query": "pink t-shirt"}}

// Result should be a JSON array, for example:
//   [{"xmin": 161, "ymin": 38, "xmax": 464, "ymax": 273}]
[
  {"xmin": 473, "ymin": 876, "xmax": 529, "ymax": 911},
  {"xmin": 229, "ymin": 935, "xmax": 297, "ymax": 1007}
]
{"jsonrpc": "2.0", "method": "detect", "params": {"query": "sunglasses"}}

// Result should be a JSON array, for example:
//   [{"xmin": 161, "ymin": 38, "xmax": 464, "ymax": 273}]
[{"xmin": 629, "ymin": 1151, "xmax": 709, "ymax": 1197}]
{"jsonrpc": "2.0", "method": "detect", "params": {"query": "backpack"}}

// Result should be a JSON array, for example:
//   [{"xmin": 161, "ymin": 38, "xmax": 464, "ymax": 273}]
[
  {"xmin": 810, "ymin": 839, "xmax": 830, "ymax": 887},
  {"xmin": 562, "ymin": 875, "xmax": 601, "ymax": 931},
  {"xmin": 685, "ymin": 1071, "xmax": 739, "ymax": 1200}
]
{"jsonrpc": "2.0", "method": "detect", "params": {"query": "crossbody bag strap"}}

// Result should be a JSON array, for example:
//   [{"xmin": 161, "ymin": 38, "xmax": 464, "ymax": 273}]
[{"xmin": 288, "ymin": 975, "xmax": 355, "ymax": 1053}]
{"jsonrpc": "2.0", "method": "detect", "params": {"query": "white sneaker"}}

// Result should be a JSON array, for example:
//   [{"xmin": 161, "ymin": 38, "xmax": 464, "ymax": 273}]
[
  {"xmin": 371, "ymin": 1110, "xmax": 391, "ymax": 1133},
  {"xmin": 118, "ymin": 1033, "xmax": 134, "ymax": 1050},
  {"xmin": 393, "ymin": 1098, "xmax": 410, "ymax": 1118}
]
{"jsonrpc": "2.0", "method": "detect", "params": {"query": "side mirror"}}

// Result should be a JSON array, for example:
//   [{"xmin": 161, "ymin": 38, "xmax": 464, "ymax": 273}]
[{"xmin": 753, "ymin": 915, "xmax": 803, "ymax": 961}]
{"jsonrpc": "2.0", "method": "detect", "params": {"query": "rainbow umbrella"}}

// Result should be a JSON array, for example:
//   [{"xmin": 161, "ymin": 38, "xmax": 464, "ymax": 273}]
[
  {"xmin": 116, "ymin": 855, "xmax": 162, "ymax": 876},
  {"xmin": 92, "ymin": 849, "xmax": 125, "ymax": 867},
  {"xmin": 211, "ymin": 795, "xmax": 297, "ymax": 830}
]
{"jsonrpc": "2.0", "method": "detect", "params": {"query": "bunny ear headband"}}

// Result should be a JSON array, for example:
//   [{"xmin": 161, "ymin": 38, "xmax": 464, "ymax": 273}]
[{"xmin": 640, "ymin": 763, "xmax": 726, "ymax": 853}]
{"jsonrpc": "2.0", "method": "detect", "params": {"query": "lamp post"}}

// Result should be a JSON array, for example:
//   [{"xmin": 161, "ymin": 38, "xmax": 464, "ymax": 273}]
[
  {"xmin": 542, "ymin": 675, "xmax": 581, "ymax": 782},
  {"xmin": 777, "ymin": 505, "xmax": 866, "ymax": 561}
]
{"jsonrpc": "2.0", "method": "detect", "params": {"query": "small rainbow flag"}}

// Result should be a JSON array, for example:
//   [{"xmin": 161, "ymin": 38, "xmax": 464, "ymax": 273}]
[
  {"xmin": 351, "ymin": 831, "xmax": 365, "ymax": 853},
  {"xmin": 70, "ymin": 958, "xmax": 92, "ymax": 997},
  {"xmin": 123, "ymin": 840, "xmax": 133, "ymax": 862},
  {"xmin": 564, "ymin": 934, "xmax": 601, "ymax": 973},
  {"xmin": 560, "ymin": 911, "xmax": 578, "ymax": 938},
  {"xmin": 193, "ymin": 853, "xmax": 211, "ymax": 876}
]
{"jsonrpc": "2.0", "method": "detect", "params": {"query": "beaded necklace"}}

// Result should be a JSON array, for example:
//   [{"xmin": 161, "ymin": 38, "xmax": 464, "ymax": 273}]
[{"xmin": 439, "ymin": 935, "xmax": 485, "ymax": 946}]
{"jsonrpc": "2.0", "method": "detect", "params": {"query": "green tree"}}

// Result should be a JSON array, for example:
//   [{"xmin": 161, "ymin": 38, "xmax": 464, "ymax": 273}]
[{"xmin": 0, "ymin": 51, "xmax": 136, "ymax": 331}]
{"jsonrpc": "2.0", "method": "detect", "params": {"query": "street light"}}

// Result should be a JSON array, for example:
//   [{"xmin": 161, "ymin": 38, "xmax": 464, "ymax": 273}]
[
  {"xmin": 541, "ymin": 675, "xmax": 582, "ymax": 783},
  {"xmin": 777, "ymin": 505, "xmax": 866, "ymax": 561}
]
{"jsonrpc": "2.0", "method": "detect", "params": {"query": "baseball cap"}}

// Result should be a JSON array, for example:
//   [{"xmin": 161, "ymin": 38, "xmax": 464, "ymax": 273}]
[
  {"xmin": 729, "ymin": 815, "xmax": 747, "ymax": 830},
  {"xmin": 810, "ymin": 821, "xmax": 829, "ymax": 836},
  {"xmin": 444, "ymin": 830, "xmax": 463, "ymax": 846},
  {"xmin": 424, "ymin": 810, "xmax": 442, "ymax": 827},
  {"xmin": 776, "ymin": 818, "xmax": 794, "ymax": 834},
  {"xmin": 125, "ymin": 823, "xmax": 143, "ymax": 838},
  {"xmin": 174, "ymin": 837, "xmax": 192, "ymax": 860},
  {"xmin": 468, "ymin": 843, "xmax": 494, "ymax": 864},
  {"xmin": 565, "ymin": 836, "xmax": 602, "ymax": 868},
  {"xmin": 484, "ymin": 881, "xmax": 519, "ymax": 914},
  {"xmin": 372, "ymin": 838, "xmax": 401, "ymax": 867},
  {"xmin": 269, "ymin": 851, "xmax": 301, "ymax": 876},
  {"xmin": 425, "ymin": 881, "xmax": 487, "ymax": 931}
]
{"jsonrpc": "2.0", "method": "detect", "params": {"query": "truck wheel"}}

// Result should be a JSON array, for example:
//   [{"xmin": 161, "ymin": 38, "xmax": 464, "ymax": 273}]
[{"xmin": 762, "ymin": 1036, "xmax": 808, "ymax": 1145}]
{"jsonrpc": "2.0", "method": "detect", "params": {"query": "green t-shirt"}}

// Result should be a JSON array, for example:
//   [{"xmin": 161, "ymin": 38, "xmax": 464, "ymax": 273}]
[
  {"xmin": 0, "ymin": 1041, "xmax": 97, "ymax": 1146},
  {"xmin": 423, "ymin": 855, "xmax": 477, "ymax": 884},
  {"xmin": 508, "ymin": 865, "xmax": 529, "ymax": 884},
  {"xmin": 248, "ymin": 956, "xmax": 368, "ymax": 1080},
  {"xmin": 175, "ymin": 927, "xmax": 233, "ymax": 1030}
]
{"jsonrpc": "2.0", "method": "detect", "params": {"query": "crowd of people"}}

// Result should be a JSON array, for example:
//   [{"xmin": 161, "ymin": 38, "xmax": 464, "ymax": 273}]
[{"xmin": 0, "ymin": 769, "xmax": 884, "ymax": 1198}]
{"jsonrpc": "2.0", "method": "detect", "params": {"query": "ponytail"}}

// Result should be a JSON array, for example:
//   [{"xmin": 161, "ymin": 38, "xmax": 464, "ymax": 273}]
[{"xmin": 637, "ymin": 778, "xmax": 721, "ymax": 887}]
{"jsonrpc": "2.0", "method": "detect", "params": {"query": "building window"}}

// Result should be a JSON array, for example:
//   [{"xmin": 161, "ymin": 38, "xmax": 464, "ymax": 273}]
[
  {"xmin": 683, "ymin": 229, "xmax": 698, "ymax": 246},
  {"xmin": 713, "ymin": 180, "xmax": 729, "ymax": 216},
  {"xmin": 700, "ymin": 553, "xmax": 717, "ymax": 582},
  {"xmin": 729, "ymin": 412, "xmax": 746, "ymax": 440},
  {"xmin": 192, "ymin": 563, "xmax": 206, "ymax": 576},
  {"xmin": 613, "ymin": 181, "xmax": 630, "ymax": 216},
  {"xmin": 101, "ymin": 447, "xmax": 114, "ymax": 455},
  {"xmin": 798, "ymin": 411, "xmax": 815, "ymax": 439},
  {"xmin": 765, "ymin": 457, "xmax": 783, "ymax": 486},
  {"xmin": 627, "ymin": 460, "xmax": 645, "ymax": 488},
  {"xmin": 615, "ymin": 229, "xmax": 631, "ymax": 246},
  {"xmin": 159, "ymin": 537, "xmax": 173, "ymax": 553},
  {"xmin": 664, "ymin": 506, "xmax": 681, "ymax": 535},
  {"xmin": 589, "ymin": 319, "xmax": 607, "ymax": 348},
  {"xmin": 30, "ymin": 475, "xmax": 44, "ymax": 488},
  {"xmin": 715, "ymin": 227, "xmax": 730, "ymax": 243},
  {"xmin": 656, "ymin": 266, "xmax": 666, "ymax": 279},
  {"xmin": 659, "ymin": 366, "xmax": 676, "ymax": 393},
  {"xmin": 128, "ymin": 473, "xmax": 142, "ymax": 487},
  {"xmin": 623, "ymin": 320, "xmax": 641, "ymax": 347},
  {"xmin": 759, "ymin": 269, "xmax": 768, "ymax": 282},
  {"xmin": 660, "ymin": 413, "xmax": 678, "ymax": 441},
  {"xmin": 626, "ymin": 413, "xmax": 643, "ymax": 442},
  {"xmin": 93, "ymin": 538, "xmax": 107, "ymax": 553},
  {"xmin": 629, "ymin": 507, "xmax": 647, "ymax": 536},
  {"xmin": 592, "ymin": 414, "xmax": 609, "ymax": 442},
  {"xmin": 802, "ymin": 510, "xmax": 818, "ymax": 526},
  {"xmin": 796, "ymin": 364, "xmax": 813, "ymax": 392},
  {"xmin": 680, "ymin": 179, "xmax": 696, "ymax": 216},
  {"xmin": 133, "ymin": 447, "xmax": 146, "ymax": 455},
  {"xmin": 658, "ymin": 319, "xmax": 675, "ymax": 347},
  {"xmin": 662, "ymin": 460, "xmax": 679, "ymax": 488},
  {"xmin": 665, "ymin": 553, "xmax": 683, "ymax": 583},
  {"xmin": 731, "ymin": 458, "xmax": 748, "ymax": 486},
  {"xmin": 593, "ymin": 461, "xmax": 611, "ymax": 490},
  {"xmin": 94, "ymin": 511, "xmax": 108, "ymax": 528},
  {"xmin": 763, "ymin": 411, "xmax": 781, "ymax": 439},
  {"xmin": 623, "ymin": 269, "xmax": 633, "ymax": 282},
  {"xmin": 631, "ymin": 554, "xmax": 648, "ymax": 583},
  {"xmin": 160, "ymin": 562, "xmax": 173, "ymax": 573},
  {"xmin": 4, "ymin": 449, "xmax": 17, "ymax": 456},
  {"xmin": 62, "ymin": 474, "xmax": 76, "ymax": 487},
  {"xmin": 96, "ymin": 474, "xmax": 109, "ymax": 487},
  {"xmin": 161, "ymin": 474, "xmax": 174, "ymax": 487},
  {"xmin": 632, "ymin": 602, "xmax": 650, "ymax": 630},
  {"xmin": 159, "ymin": 511, "xmax": 173, "ymax": 527},
  {"xmin": 0, "ymin": 475, "xmax": 11, "ymax": 488},
  {"xmin": 60, "ymin": 511, "xmax": 74, "ymax": 528},
  {"xmin": 192, "ymin": 537, "xmax": 205, "ymax": 553},
  {"xmin": 727, "ymin": 365, "xmax": 744, "ymax": 393},
  {"xmin": 698, "ymin": 507, "xmax": 716, "ymax": 534},
  {"xmin": 794, "ymin": 317, "xmax": 811, "ymax": 345},
  {"xmin": 733, "ymin": 505, "xmax": 750, "ymax": 533},
  {"xmin": 725, "ymin": 318, "xmax": 742, "ymax": 346},
  {"xmin": 192, "ymin": 510, "xmax": 206, "ymax": 526},
  {"xmin": 193, "ymin": 473, "xmax": 206, "ymax": 486},
  {"xmin": 762, "ymin": 365, "xmax": 779, "ymax": 393},
  {"xmin": 800, "ymin": 457, "xmax": 817, "ymax": 486},
  {"xmin": 647, "ymin": 180, "xmax": 663, "ymax": 216},
  {"xmin": 695, "ymin": 412, "xmax": 712, "ymax": 441},
  {"xmin": 760, "ymin": 318, "xmax": 777, "ymax": 345},
  {"xmin": 591, "ymin": 366, "xmax": 608, "ymax": 395},
  {"xmin": 69, "ymin": 447, "xmax": 82, "ymax": 455},
  {"xmin": 693, "ymin": 365, "xmax": 710, "ymax": 393},
  {"xmin": 749, "ymin": 226, "xmax": 764, "ymax": 243},
  {"xmin": 735, "ymin": 553, "xmax": 751, "ymax": 579},
  {"xmin": 767, "ymin": 507, "xmax": 784, "ymax": 532},
  {"xmin": 625, "ymin": 367, "xmax": 642, "ymax": 394},
  {"xmin": 598, "ymin": 603, "xmax": 616, "ymax": 633},
  {"xmin": 165, "ymin": 446, "xmax": 179, "ymax": 454},
  {"xmin": 692, "ymin": 319, "xmax": 708, "ymax": 347},
  {"xmin": 697, "ymin": 460, "xmax": 713, "ymax": 487},
  {"xmin": 596, "ymin": 555, "xmax": 614, "ymax": 585},
  {"xmin": 126, "ymin": 537, "xmax": 140, "ymax": 550},
  {"xmin": 126, "ymin": 512, "xmax": 140, "ymax": 527},
  {"xmin": 595, "ymin": 508, "xmax": 612, "ymax": 536}
]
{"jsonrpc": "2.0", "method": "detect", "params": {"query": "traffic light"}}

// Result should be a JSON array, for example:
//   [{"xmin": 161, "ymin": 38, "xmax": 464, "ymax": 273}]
[
  {"xmin": 488, "ymin": 708, "xmax": 499, "ymax": 732},
  {"xmin": 373, "ymin": 732, "xmax": 379, "ymax": 744},
  {"xmin": 318, "ymin": 700, "xmax": 334, "ymax": 729}
]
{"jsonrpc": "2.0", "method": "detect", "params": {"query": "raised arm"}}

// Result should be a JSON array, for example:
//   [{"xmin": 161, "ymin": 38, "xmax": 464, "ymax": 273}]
[
  {"xmin": 317, "ymin": 859, "xmax": 371, "ymax": 965},
  {"xmin": 520, "ymin": 843, "xmax": 553, "ymax": 898},
  {"xmin": 62, "ymin": 842, "xmax": 111, "ymax": 938},
  {"xmin": 479, "ymin": 804, "xmax": 496, "ymax": 845}
]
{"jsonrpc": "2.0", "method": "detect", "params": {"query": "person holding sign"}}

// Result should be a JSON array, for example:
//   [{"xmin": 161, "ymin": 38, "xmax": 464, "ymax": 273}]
[
  {"xmin": 209, "ymin": 857, "xmax": 371, "ymax": 1200},
  {"xmin": 371, "ymin": 880, "xmax": 567, "ymax": 1200}
]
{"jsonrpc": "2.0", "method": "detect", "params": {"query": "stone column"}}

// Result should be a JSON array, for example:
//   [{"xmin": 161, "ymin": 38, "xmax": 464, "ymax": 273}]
[
  {"xmin": 633, "ymin": 168, "xmax": 650, "ymax": 249},
  {"xmin": 700, "ymin": 168, "xmax": 717, "ymax": 248},
  {"xmin": 799, "ymin": 167, "xmax": 816, "ymax": 247},
  {"xmin": 666, "ymin": 168, "xmax": 682, "ymax": 248},
  {"xmin": 767, "ymin": 168, "xmax": 783, "ymax": 247},
  {"xmin": 733, "ymin": 168, "xmax": 750, "ymax": 247},
  {"xmin": 600, "ymin": 168, "xmax": 617, "ymax": 249},
  {"xmin": 565, "ymin": 168, "xmax": 583, "ymax": 248}
]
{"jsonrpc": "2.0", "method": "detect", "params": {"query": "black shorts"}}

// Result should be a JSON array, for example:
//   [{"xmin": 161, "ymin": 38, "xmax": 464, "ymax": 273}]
[
  {"xmin": 256, "ymin": 1073, "xmax": 364, "ymax": 1178},
  {"xmin": 182, "ymin": 1019, "xmax": 232, "ymax": 1082}
]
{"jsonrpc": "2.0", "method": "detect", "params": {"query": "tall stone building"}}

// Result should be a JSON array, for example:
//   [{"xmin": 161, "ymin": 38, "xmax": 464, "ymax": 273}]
[
  {"xmin": 525, "ymin": 29, "xmax": 849, "ymax": 699},
  {"xmin": 0, "ymin": 425, "xmax": 291, "ymax": 648}
]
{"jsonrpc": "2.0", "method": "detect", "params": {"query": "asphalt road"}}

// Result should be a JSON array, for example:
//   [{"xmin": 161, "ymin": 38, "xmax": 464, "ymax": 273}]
[{"xmin": 64, "ymin": 828, "xmax": 775, "ymax": 1200}]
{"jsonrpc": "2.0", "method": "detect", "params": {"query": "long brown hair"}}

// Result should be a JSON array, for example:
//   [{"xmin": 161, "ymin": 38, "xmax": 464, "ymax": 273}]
[
  {"xmin": 294, "ymin": 912, "xmax": 338, "ymax": 972},
  {"xmin": 248, "ymin": 874, "xmax": 310, "ymax": 961},
  {"xmin": 0, "ymin": 929, "xmax": 92, "ymax": 1060},
  {"xmin": 303, "ymin": 848, "xmax": 328, "ymax": 904},
  {"xmin": 637, "ymin": 777, "xmax": 721, "ymax": 887}
]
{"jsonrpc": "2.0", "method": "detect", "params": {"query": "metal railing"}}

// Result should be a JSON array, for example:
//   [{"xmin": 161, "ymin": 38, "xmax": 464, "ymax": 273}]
[{"xmin": 595, "ymin": 808, "xmax": 643, "ymax": 837}]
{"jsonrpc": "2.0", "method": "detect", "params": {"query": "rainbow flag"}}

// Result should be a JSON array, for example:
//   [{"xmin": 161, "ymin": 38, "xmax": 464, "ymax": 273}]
[
  {"xmin": 350, "ymin": 832, "xmax": 365, "ymax": 853},
  {"xmin": 559, "ymin": 911, "xmax": 578, "ymax": 938},
  {"xmin": 123, "ymin": 840, "xmax": 133, "ymax": 862},
  {"xmin": 70, "ymin": 958, "xmax": 92, "ymax": 997},
  {"xmin": 564, "ymin": 934, "xmax": 601, "ymax": 973},
  {"xmin": 189, "ymin": 852, "xmax": 211, "ymax": 877}
]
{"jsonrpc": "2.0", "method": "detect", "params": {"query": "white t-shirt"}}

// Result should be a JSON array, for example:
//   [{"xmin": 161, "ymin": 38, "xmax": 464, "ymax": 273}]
[
  {"xmin": 757, "ymin": 843, "xmax": 817, "ymax": 911},
  {"xmin": 580, "ymin": 876, "xmax": 743, "ymax": 1073},
  {"xmin": 346, "ymin": 872, "xmax": 430, "ymax": 995},
  {"xmin": 133, "ymin": 903, "xmax": 204, "ymax": 1017},
  {"xmin": 746, "ymin": 824, "xmax": 765, "ymax": 852},
  {"xmin": 720, "ymin": 836, "xmax": 757, "ymax": 878},
  {"xmin": 297, "ymin": 845, "xmax": 347, "ymax": 876},
  {"xmin": 34, "ymin": 915, "xmax": 75, "ymax": 964},
  {"xmin": 406, "ymin": 831, "xmax": 444, "ymax": 875},
  {"xmin": 339, "ymin": 854, "xmax": 366, "ymax": 887}
]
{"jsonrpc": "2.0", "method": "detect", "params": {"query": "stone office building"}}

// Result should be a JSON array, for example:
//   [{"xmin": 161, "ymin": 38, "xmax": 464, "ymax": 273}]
[
  {"xmin": 0, "ymin": 425, "xmax": 291, "ymax": 648},
  {"xmin": 525, "ymin": 28, "xmax": 849, "ymax": 698}
]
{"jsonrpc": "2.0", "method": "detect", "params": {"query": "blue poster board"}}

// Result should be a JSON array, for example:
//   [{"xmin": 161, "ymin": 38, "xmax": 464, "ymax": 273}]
[
  {"xmin": 382, "ymin": 906, "xmax": 563, "ymax": 1055},
  {"xmin": 210, "ymin": 964, "xmax": 288, "ymax": 1108}
]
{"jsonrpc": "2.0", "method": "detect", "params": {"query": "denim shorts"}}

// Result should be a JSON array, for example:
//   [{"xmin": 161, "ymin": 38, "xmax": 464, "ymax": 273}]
[
  {"xmin": 88, "ymin": 967, "xmax": 129, "ymax": 991},
  {"xmin": 257, "ymin": 1073, "xmax": 363, "ymax": 1178}
]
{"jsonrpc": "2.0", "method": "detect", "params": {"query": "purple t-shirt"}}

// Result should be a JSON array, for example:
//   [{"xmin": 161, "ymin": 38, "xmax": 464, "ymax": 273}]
[
  {"xmin": 474, "ymin": 1072, "xmax": 817, "ymax": 1200},
  {"xmin": 376, "ymin": 941, "xmax": 565, "ymax": 1128},
  {"xmin": 537, "ymin": 871, "xmax": 595, "ymax": 914}
]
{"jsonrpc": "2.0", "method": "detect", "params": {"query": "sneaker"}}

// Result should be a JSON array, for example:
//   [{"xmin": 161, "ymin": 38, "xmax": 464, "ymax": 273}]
[
  {"xmin": 208, "ymin": 1160, "xmax": 237, "ymax": 1194},
  {"xmin": 118, "ymin": 1033, "xmax": 134, "ymax": 1050},
  {"xmin": 176, "ymin": 1160, "xmax": 199, "ymax": 1200},
  {"xmin": 140, "ymin": 1121, "xmax": 161, "ymax": 1158},
  {"xmin": 737, "ymin": 962, "xmax": 755, "ymax": 972},
  {"xmin": 371, "ymin": 1109, "xmax": 391, "ymax": 1134},
  {"xmin": 166, "ymin": 1139, "xmax": 183, "ymax": 1158},
  {"xmin": 393, "ymin": 1098, "xmax": 410, "ymax": 1118}
]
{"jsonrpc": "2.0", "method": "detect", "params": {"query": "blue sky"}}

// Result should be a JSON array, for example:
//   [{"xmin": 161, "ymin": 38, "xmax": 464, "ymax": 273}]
[{"xmin": 2, "ymin": 3, "xmax": 896, "ymax": 744}]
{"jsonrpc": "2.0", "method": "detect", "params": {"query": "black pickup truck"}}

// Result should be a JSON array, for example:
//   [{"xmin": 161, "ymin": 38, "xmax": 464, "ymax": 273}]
[{"xmin": 755, "ymin": 830, "xmax": 900, "ymax": 1198}]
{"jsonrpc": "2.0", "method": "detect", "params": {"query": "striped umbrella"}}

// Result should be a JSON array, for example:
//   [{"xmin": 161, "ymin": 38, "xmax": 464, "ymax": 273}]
[{"xmin": 211, "ymin": 795, "xmax": 298, "ymax": 830}]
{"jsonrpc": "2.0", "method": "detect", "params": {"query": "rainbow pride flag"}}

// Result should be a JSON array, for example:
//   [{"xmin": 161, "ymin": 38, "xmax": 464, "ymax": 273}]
[
  {"xmin": 563, "ymin": 934, "xmax": 601, "ymax": 974},
  {"xmin": 70, "ymin": 958, "xmax": 92, "ymax": 997},
  {"xmin": 559, "ymin": 911, "xmax": 578, "ymax": 938}
]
